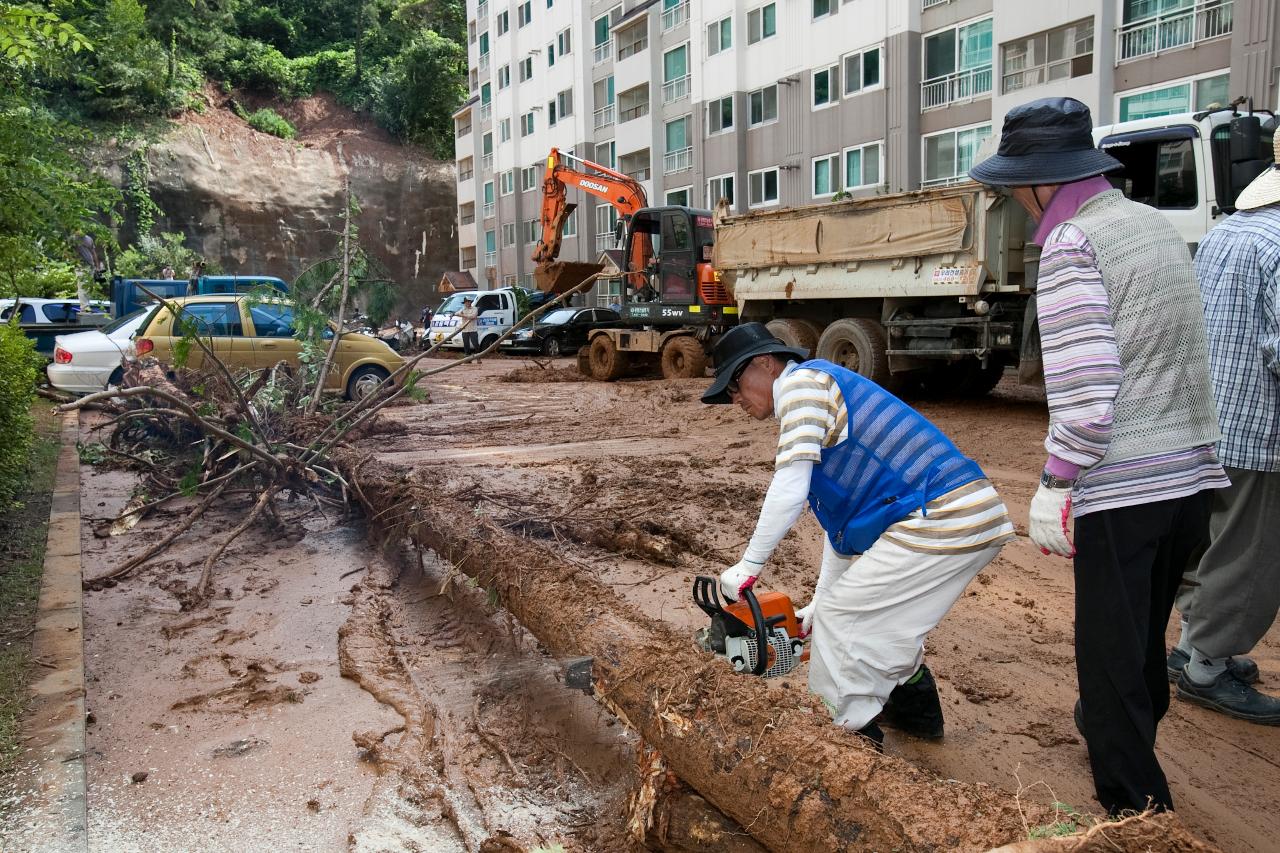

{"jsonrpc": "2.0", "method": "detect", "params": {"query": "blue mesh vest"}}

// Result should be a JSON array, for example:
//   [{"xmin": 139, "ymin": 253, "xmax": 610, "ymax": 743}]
[{"xmin": 800, "ymin": 359, "xmax": 986, "ymax": 554}]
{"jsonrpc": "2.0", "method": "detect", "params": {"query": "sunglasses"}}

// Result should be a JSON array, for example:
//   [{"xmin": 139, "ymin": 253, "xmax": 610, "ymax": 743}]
[{"xmin": 726, "ymin": 360, "xmax": 752, "ymax": 396}]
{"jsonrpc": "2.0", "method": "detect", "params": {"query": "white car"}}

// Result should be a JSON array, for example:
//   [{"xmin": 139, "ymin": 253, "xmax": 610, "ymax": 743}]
[
  {"xmin": 0, "ymin": 297, "xmax": 111, "ymax": 324},
  {"xmin": 47, "ymin": 309, "xmax": 149, "ymax": 394}
]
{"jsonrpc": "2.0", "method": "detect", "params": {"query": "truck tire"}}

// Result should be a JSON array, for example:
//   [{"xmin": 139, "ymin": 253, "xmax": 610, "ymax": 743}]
[
  {"xmin": 766, "ymin": 318, "xmax": 821, "ymax": 358},
  {"xmin": 588, "ymin": 335, "xmax": 627, "ymax": 381},
  {"xmin": 815, "ymin": 318, "xmax": 893, "ymax": 387},
  {"xmin": 576, "ymin": 345, "xmax": 592, "ymax": 377},
  {"xmin": 660, "ymin": 336, "xmax": 708, "ymax": 379},
  {"xmin": 955, "ymin": 359, "xmax": 1005, "ymax": 397}
]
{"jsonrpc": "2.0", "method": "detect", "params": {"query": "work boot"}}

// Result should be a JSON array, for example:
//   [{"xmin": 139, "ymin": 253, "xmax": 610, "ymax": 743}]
[
  {"xmin": 1166, "ymin": 647, "xmax": 1259, "ymax": 684},
  {"xmin": 855, "ymin": 721, "xmax": 884, "ymax": 752},
  {"xmin": 1176, "ymin": 670, "xmax": 1280, "ymax": 724},
  {"xmin": 879, "ymin": 665, "xmax": 945, "ymax": 739}
]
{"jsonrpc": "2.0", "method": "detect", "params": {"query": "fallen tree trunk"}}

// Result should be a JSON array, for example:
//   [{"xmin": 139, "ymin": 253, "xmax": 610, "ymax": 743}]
[
  {"xmin": 338, "ymin": 454, "xmax": 1218, "ymax": 853},
  {"xmin": 336, "ymin": 454, "xmax": 1047, "ymax": 851}
]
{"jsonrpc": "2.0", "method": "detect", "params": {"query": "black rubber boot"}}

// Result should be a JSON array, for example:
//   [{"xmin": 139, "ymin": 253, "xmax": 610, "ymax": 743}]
[
  {"xmin": 880, "ymin": 664, "xmax": 945, "ymax": 739},
  {"xmin": 856, "ymin": 721, "xmax": 884, "ymax": 752}
]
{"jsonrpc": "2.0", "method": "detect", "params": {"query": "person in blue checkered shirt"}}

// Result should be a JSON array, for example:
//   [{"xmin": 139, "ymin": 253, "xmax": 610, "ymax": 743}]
[{"xmin": 1169, "ymin": 131, "xmax": 1280, "ymax": 725}]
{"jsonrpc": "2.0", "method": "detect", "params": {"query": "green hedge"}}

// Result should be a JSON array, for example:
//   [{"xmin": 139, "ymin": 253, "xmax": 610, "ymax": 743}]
[
  {"xmin": 0, "ymin": 325, "xmax": 40, "ymax": 506},
  {"xmin": 246, "ymin": 107, "xmax": 296, "ymax": 139}
]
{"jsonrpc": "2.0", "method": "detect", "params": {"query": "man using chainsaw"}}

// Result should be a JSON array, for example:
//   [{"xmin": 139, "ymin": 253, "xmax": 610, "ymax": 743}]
[{"xmin": 702, "ymin": 323, "xmax": 1015, "ymax": 747}]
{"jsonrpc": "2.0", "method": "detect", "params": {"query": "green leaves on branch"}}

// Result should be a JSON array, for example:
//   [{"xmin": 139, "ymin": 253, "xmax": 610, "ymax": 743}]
[
  {"xmin": 245, "ymin": 107, "xmax": 295, "ymax": 139},
  {"xmin": 0, "ymin": 324, "xmax": 39, "ymax": 507}
]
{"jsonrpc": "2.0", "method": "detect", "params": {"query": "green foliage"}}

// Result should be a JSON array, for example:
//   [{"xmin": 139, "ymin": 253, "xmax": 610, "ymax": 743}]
[
  {"xmin": 124, "ymin": 148, "xmax": 162, "ymax": 236},
  {"xmin": 369, "ymin": 31, "xmax": 466, "ymax": 158},
  {"xmin": 0, "ymin": 324, "xmax": 39, "ymax": 506},
  {"xmin": 0, "ymin": 5, "xmax": 91, "ymax": 72},
  {"xmin": 114, "ymin": 232, "xmax": 212, "ymax": 279},
  {"xmin": 71, "ymin": 0, "xmax": 197, "ymax": 118},
  {"xmin": 245, "ymin": 106, "xmax": 295, "ymax": 139}
]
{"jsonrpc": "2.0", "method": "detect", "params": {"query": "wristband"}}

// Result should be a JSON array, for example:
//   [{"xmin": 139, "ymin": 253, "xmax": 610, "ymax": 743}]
[{"xmin": 1040, "ymin": 470, "xmax": 1075, "ymax": 489}]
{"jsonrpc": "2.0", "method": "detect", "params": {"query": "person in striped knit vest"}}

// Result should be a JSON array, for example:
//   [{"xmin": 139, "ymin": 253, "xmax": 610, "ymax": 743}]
[
  {"xmin": 701, "ymin": 323, "xmax": 1015, "ymax": 749},
  {"xmin": 971, "ymin": 97, "xmax": 1228, "ymax": 816}
]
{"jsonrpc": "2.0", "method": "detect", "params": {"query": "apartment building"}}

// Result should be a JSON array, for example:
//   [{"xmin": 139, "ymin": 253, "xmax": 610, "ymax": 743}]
[{"xmin": 453, "ymin": 0, "xmax": 1278, "ymax": 297}]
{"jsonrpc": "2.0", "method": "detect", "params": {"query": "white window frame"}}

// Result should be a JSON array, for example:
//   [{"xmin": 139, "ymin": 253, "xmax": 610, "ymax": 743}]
[
  {"xmin": 812, "ymin": 0, "xmax": 837, "ymax": 21},
  {"xmin": 523, "ymin": 218, "xmax": 540, "ymax": 244},
  {"xmin": 595, "ymin": 139, "xmax": 616, "ymax": 169},
  {"xmin": 921, "ymin": 15, "xmax": 994, "ymax": 111},
  {"xmin": 747, "ymin": 2, "xmax": 777, "ymax": 45},
  {"xmin": 562, "ymin": 208, "xmax": 577, "ymax": 237},
  {"xmin": 502, "ymin": 222, "xmax": 516, "ymax": 246},
  {"xmin": 841, "ymin": 43, "xmax": 884, "ymax": 98},
  {"xmin": 812, "ymin": 64, "xmax": 839, "ymax": 110},
  {"xmin": 498, "ymin": 118, "xmax": 511, "ymax": 142},
  {"xmin": 547, "ymin": 40, "xmax": 556, "ymax": 67},
  {"xmin": 812, "ymin": 152, "xmax": 840, "ymax": 198},
  {"xmin": 662, "ymin": 43, "xmax": 691, "ymax": 104},
  {"xmin": 665, "ymin": 186, "xmax": 692, "ymax": 207},
  {"xmin": 517, "ymin": 0, "xmax": 532, "ymax": 28},
  {"xmin": 747, "ymin": 166, "xmax": 780, "ymax": 208},
  {"xmin": 1114, "ymin": 68, "xmax": 1230, "ymax": 122},
  {"xmin": 500, "ymin": 170, "xmax": 515, "ymax": 195},
  {"xmin": 920, "ymin": 121, "xmax": 992, "ymax": 187},
  {"xmin": 842, "ymin": 140, "xmax": 884, "ymax": 190},
  {"xmin": 557, "ymin": 89, "xmax": 573, "ymax": 118},
  {"xmin": 520, "ymin": 165, "xmax": 538, "ymax": 192},
  {"xmin": 706, "ymin": 16, "xmax": 732, "ymax": 57},
  {"xmin": 497, "ymin": 64, "xmax": 510, "ymax": 89},
  {"xmin": 1000, "ymin": 18, "xmax": 1093, "ymax": 95},
  {"xmin": 707, "ymin": 94, "xmax": 733, "ymax": 135},
  {"xmin": 748, "ymin": 84, "xmax": 779, "ymax": 127},
  {"xmin": 496, "ymin": 10, "xmax": 509, "ymax": 35},
  {"xmin": 558, "ymin": 29, "xmax": 571, "ymax": 56},
  {"xmin": 707, "ymin": 173, "xmax": 735, "ymax": 207},
  {"xmin": 520, "ymin": 111, "xmax": 535, "ymax": 137},
  {"xmin": 519, "ymin": 56, "xmax": 534, "ymax": 82}
]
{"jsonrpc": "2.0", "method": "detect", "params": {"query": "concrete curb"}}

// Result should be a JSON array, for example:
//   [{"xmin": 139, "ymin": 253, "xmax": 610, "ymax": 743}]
[{"xmin": 14, "ymin": 410, "xmax": 87, "ymax": 851}]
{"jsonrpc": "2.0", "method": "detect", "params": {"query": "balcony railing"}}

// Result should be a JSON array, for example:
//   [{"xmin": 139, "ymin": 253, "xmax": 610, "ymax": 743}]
[
  {"xmin": 663, "ymin": 147, "xmax": 692, "ymax": 174},
  {"xmin": 594, "ymin": 103, "xmax": 615, "ymax": 129},
  {"xmin": 477, "ymin": 1, "xmax": 488, "ymax": 19},
  {"xmin": 617, "ymin": 33, "xmax": 648, "ymax": 61},
  {"xmin": 483, "ymin": 202, "xmax": 495, "ymax": 218},
  {"xmin": 921, "ymin": 65, "xmax": 993, "ymax": 110},
  {"xmin": 1117, "ymin": 0, "xmax": 1232, "ymax": 62},
  {"xmin": 481, "ymin": 153, "xmax": 493, "ymax": 172},
  {"xmin": 593, "ymin": 41, "xmax": 612, "ymax": 65},
  {"xmin": 459, "ymin": 168, "xmax": 474, "ymax": 181},
  {"xmin": 661, "ymin": 1, "xmax": 689, "ymax": 31},
  {"xmin": 595, "ymin": 232, "xmax": 617, "ymax": 253},
  {"xmin": 922, "ymin": 0, "xmax": 951, "ymax": 8},
  {"xmin": 619, "ymin": 101, "xmax": 649, "ymax": 122},
  {"xmin": 456, "ymin": 124, "xmax": 472, "ymax": 138},
  {"xmin": 480, "ymin": 102, "xmax": 491, "ymax": 122},
  {"xmin": 623, "ymin": 166, "xmax": 651, "ymax": 181},
  {"xmin": 460, "ymin": 213, "xmax": 476, "ymax": 225},
  {"xmin": 921, "ymin": 175, "xmax": 967, "ymax": 188},
  {"xmin": 661, "ymin": 74, "xmax": 689, "ymax": 104},
  {"xmin": 484, "ymin": 251, "xmax": 497, "ymax": 267}
]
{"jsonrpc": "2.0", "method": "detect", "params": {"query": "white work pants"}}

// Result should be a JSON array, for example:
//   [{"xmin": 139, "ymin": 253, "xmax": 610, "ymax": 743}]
[{"xmin": 808, "ymin": 536, "xmax": 1000, "ymax": 731}]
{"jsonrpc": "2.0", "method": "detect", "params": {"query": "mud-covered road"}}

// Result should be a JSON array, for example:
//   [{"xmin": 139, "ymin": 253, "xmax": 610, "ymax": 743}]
[{"xmin": 371, "ymin": 356, "xmax": 1280, "ymax": 853}]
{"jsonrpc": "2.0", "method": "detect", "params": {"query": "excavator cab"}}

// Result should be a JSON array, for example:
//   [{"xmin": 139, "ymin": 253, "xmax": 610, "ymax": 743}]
[{"xmin": 620, "ymin": 207, "xmax": 728, "ymax": 325}]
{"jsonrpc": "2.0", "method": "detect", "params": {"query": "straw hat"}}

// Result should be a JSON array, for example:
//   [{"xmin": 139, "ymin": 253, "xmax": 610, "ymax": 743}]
[{"xmin": 1233, "ymin": 132, "xmax": 1280, "ymax": 210}]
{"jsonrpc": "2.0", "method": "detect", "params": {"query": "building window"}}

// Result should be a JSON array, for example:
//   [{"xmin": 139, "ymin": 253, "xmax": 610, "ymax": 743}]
[
  {"xmin": 497, "ymin": 64, "xmax": 510, "ymax": 89},
  {"xmin": 617, "ymin": 21, "xmax": 648, "ymax": 61},
  {"xmin": 1118, "ymin": 0, "xmax": 1234, "ymax": 62},
  {"xmin": 548, "ymin": 41, "xmax": 556, "ymax": 66},
  {"xmin": 500, "ymin": 170, "xmax": 515, "ymax": 195},
  {"xmin": 707, "ymin": 16, "xmax": 732, "ymax": 56},
  {"xmin": 502, "ymin": 274, "xmax": 517, "ymax": 287},
  {"xmin": 521, "ymin": 166, "xmax": 538, "ymax": 192},
  {"xmin": 1002, "ymin": 18, "xmax": 1093, "ymax": 94},
  {"xmin": 523, "ymin": 218, "xmax": 539, "ymax": 244},
  {"xmin": 563, "ymin": 208, "xmax": 577, "ymax": 237},
  {"xmin": 479, "ymin": 31, "xmax": 489, "ymax": 56},
  {"xmin": 1118, "ymin": 71, "xmax": 1230, "ymax": 121},
  {"xmin": 556, "ymin": 28, "xmax": 571, "ymax": 58},
  {"xmin": 557, "ymin": 89, "xmax": 573, "ymax": 118},
  {"xmin": 666, "ymin": 187, "xmax": 691, "ymax": 206},
  {"xmin": 749, "ymin": 84, "xmax": 778, "ymax": 126},
  {"xmin": 922, "ymin": 124, "xmax": 992, "ymax": 186},
  {"xmin": 484, "ymin": 230, "xmax": 497, "ymax": 266},
  {"xmin": 482, "ymin": 181, "xmax": 495, "ymax": 217},
  {"xmin": 517, "ymin": 0, "xmax": 532, "ymax": 27},
  {"xmin": 842, "ymin": 45, "xmax": 882, "ymax": 96},
  {"xmin": 594, "ymin": 139, "xmax": 616, "ymax": 169},
  {"xmin": 708, "ymin": 173, "xmax": 735, "ymax": 206},
  {"xmin": 813, "ymin": 153, "xmax": 840, "ymax": 197},
  {"xmin": 664, "ymin": 115, "xmax": 692, "ymax": 174},
  {"xmin": 922, "ymin": 18, "xmax": 993, "ymax": 110},
  {"xmin": 548, "ymin": 100, "xmax": 557, "ymax": 126},
  {"xmin": 707, "ymin": 95, "xmax": 733, "ymax": 134},
  {"xmin": 596, "ymin": 204, "xmax": 620, "ymax": 252},
  {"xmin": 662, "ymin": 45, "xmax": 689, "ymax": 103},
  {"xmin": 594, "ymin": 5, "xmax": 623, "ymax": 64},
  {"xmin": 843, "ymin": 141, "xmax": 883, "ymax": 189},
  {"xmin": 748, "ymin": 3, "xmax": 776, "ymax": 44},
  {"xmin": 619, "ymin": 148, "xmax": 651, "ymax": 181},
  {"xmin": 597, "ymin": 277, "xmax": 623, "ymax": 308},
  {"xmin": 496, "ymin": 10, "xmax": 509, "ymax": 35},
  {"xmin": 748, "ymin": 167, "xmax": 779, "ymax": 207},
  {"xmin": 594, "ymin": 77, "xmax": 615, "ymax": 128},
  {"xmin": 519, "ymin": 57, "xmax": 533, "ymax": 82},
  {"xmin": 502, "ymin": 223, "xmax": 516, "ymax": 246},
  {"xmin": 481, "ymin": 131, "xmax": 493, "ymax": 158},
  {"xmin": 520, "ymin": 111, "xmax": 535, "ymax": 136},
  {"xmin": 813, "ymin": 64, "xmax": 839, "ymax": 108},
  {"xmin": 813, "ymin": 0, "xmax": 836, "ymax": 20},
  {"xmin": 499, "ymin": 118, "xmax": 511, "ymax": 142}
]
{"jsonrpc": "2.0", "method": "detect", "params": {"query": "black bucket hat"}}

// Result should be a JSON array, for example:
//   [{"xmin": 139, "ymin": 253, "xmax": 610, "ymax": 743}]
[
  {"xmin": 702, "ymin": 323, "xmax": 808, "ymax": 404},
  {"xmin": 969, "ymin": 97, "xmax": 1123, "ymax": 188}
]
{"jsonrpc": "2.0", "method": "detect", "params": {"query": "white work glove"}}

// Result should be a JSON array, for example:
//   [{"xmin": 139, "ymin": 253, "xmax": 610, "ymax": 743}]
[
  {"xmin": 1029, "ymin": 483, "xmax": 1075, "ymax": 557},
  {"xmin": 795, "ymin": 594, "xmax": 821, "ymax": 638},
  {"xmin": 719, "ymin": 559, "xmax": 762, "ymax": 601}
]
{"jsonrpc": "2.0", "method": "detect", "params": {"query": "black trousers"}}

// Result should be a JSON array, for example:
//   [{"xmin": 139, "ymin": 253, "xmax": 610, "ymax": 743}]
[
  {"xmin": 1073, "ymin": 490, "xmax": 1210, "ymax": 815},
  {"xmin": 462, "ymin": 331, "xmax": 479, "ymax": 356}
]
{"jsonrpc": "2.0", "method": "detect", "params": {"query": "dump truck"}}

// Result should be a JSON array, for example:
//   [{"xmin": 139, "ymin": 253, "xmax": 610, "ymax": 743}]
[{"xmin": 716, "ymin": 184, "xmax": 1038, "ymax": 396}]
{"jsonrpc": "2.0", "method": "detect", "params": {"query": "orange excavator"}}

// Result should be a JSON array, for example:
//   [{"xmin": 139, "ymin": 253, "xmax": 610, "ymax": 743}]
[{"xmin": 532, "ymin": 147, "xmax": 737, "ymax": 380}]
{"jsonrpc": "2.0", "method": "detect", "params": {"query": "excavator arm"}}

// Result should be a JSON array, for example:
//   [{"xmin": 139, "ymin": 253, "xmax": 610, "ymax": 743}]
[{"xmin": 532, "ymin": 147, "xmax": 650, "ymax": 292}]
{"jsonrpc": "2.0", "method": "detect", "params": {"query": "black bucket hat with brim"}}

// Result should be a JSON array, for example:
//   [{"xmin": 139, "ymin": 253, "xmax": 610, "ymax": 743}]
[
  {"xmin": 969, "ymin": 97, "xmax": 1123, "ymax": 188},
  {"xmin": 702, "ymin": 323, "xmax": 808, "ymax": 404}
]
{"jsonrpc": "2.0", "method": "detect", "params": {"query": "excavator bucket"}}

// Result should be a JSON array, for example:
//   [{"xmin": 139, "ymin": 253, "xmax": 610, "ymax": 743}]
[{"xmin": 534, "ymin": 260, "xmax": 605, "ymax": 294}]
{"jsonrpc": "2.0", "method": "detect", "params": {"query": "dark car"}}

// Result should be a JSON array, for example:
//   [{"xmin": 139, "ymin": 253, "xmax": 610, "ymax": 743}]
[{"xmin": 510, "ymin": 307, "xmax": 620, "ymax": 356}]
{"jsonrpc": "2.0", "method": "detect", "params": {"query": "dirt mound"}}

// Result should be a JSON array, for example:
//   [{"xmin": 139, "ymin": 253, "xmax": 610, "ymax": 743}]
[{"xmin": 499, "ymin": 365, "xmax": 585, "ymax": 383}]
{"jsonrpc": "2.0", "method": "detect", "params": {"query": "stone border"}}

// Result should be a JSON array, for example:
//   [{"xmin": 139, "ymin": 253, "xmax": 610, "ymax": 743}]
[{"xmin": 15, "ymin": 410, "xmax": 87, "ymax": 850}]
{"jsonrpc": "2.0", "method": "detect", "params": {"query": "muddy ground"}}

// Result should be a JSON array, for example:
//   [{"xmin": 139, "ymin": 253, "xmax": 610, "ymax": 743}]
[
  {"xmin": 48, "ymin": 358, "xmax": 1280, "ymax": 852},
  {"xmin": 370, "ymin": 356, "xmax": 1280, "ymax": 853}
]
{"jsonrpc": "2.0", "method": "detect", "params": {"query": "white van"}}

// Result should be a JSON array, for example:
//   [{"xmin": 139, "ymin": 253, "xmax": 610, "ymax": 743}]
[{"xmin": 427, "ymin": 288, "xmax": 522, "ymax": 350}]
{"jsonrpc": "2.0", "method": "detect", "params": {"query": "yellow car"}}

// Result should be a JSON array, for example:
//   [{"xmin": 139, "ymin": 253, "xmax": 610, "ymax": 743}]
[{"xmin": 133, "ymin": 294, "xmax": 406, "ymax": 400}]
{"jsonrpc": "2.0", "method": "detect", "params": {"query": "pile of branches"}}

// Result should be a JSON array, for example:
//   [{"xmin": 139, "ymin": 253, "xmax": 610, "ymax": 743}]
[{"xmin": 60, "ymin": 272, "xmax": 605, "ymax": 609}]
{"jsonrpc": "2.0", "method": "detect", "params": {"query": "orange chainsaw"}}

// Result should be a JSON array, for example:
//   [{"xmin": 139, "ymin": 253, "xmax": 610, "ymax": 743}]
[{"xmin": 692, "ymin": 576, "xmax": 808, "ymax": 678}]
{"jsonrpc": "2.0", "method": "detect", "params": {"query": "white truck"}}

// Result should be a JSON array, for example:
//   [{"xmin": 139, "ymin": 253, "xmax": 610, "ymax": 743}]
[
  {"xmin": 427, "ymin": 287, "xmax": 522, "ymax": 351},
  {"xmin": 715, "ymin": 106, "xmax": 1274, "ymax": 396}
]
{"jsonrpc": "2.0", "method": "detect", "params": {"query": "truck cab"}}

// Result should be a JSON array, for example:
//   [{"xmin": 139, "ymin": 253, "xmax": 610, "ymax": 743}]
[
  {"xmin": 428, "ymin": 288, "xmax": 522, "ymax": 350},
  {"xmin": 111, "ymin": 275, "xmax": 288, "ymax": 317},
  {"xmin": 1093, "ymin": 108, "xmax": 1275, "ymax": 250}
]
